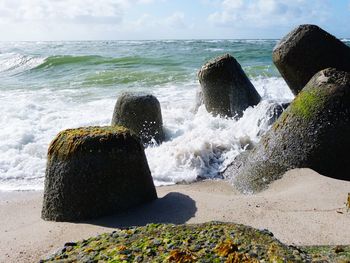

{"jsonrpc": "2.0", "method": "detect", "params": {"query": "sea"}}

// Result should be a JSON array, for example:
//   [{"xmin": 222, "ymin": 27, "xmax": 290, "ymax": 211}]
[{"xmin": 3, "ymin": 39, "xmax": 345, "ymax": 191}]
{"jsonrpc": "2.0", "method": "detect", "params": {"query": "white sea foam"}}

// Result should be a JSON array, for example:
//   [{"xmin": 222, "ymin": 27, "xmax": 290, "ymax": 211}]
[
  {"xmin": 204, "ymin": 48, "xmax": 225, "ymax": 52},
  {"xmin": 147, "ymin": 79, "xmax": 293, "ymax": 185},
  {"xmin": 0, "ymin": 75, "xmax": 293, "ymax": 191},
  {"xmin": 0, "ymin": 87, "xmax": 115, "ymax": 191},
  {"xmin": 0, "ymin": 53, "xmax": 45, "ymax": 75}
]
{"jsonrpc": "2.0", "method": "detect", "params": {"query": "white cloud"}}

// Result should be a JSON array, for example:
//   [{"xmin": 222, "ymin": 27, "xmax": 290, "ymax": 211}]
[
  {"xmin": 129, "ymin": 13, "xmax": 157, "ymax": 30},
  {"xmin": 209, "ymin": 0, "xmax": 330, "ymax": 29},
  {"xmin": 137, "ymin": 0, "xmax": 156, "ymax": 4},
  {"xmin": 0, "ymin": 0, "xmax": 336, "ymax": 40},
  {"xmin": 0, "ymin": 0, "xmax": 156, "ymax": 25},
  {"xmin": 122, "ymin": 11, "xmax": 188, "ymax": 32},
  {"xmin": 0, "ymin": 0, "xmax": 167, "ymax": 40},
  {"xmin": 166, "ymin": 12, "xmax": 187, "ymax": 29},
  {"xmin": 222, "ymin": 0, "xmax": 244, "ymax": 9},
  {"xmin": 99, "ymin": 11, "xmax": 193, "ymax": 40}
]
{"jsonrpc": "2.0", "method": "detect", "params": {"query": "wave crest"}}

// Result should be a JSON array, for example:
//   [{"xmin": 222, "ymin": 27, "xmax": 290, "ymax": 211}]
[{"xmin": 0, "ymin": 53, "xmax": 44, "ymax": 75}]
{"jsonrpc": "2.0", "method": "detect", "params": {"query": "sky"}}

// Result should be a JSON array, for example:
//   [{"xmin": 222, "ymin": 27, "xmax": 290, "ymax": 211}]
[{"xmin": 0, "ymin": 0, "xmax": 349, "ymax": 40}]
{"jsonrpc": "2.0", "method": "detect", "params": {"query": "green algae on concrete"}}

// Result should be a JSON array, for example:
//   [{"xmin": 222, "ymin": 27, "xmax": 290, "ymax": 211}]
[
  {"xmin": 291, "ymin": 88, "xmax": 327, "ymax": 120},
  {"xmin": 224, "ymin": 68, "xmax": 350, "ymax": 193},
  {"xmin": 42, "ymin": 125, "xmax": 157, "ymax": 222},
  {"xmin": 40, "ymin": 222, "xmax": 311, "ymax": 262},
  {"xmin": 48, "ymin": 126, "xmax": 131, "ymax": 161}
]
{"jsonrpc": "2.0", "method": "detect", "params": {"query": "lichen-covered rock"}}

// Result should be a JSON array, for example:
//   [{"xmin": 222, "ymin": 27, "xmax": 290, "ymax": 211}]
[
  {"xmin": 224, "ymin": 68, "xmax": 350, "ymax": 193},
  {"xmin": 273, "ymin": 24, "xmax": 350, "ymax": 95},
  {"xmin": 40, "ymin": 222, "xmax": 310, "ymax": 262},
  {"xmin": 198, "ymin": 54, "xmax": 261, "ymax": 118},
  {"xmin": 302, "ymin": 245, "xmax": 350, "ymax": 262},
  {"xmin": 111, "ymin": 93, "xmax": 164, "ymax": 144},
  {"xmin": 41, "ymin": 126, "xmax": 157, "ymax": 222}
]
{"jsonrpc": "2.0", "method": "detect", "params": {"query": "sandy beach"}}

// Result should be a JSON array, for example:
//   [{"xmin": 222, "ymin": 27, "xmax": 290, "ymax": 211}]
[{"xmin": 0, "ymin": 168, "xmax": 349, "ymax": 262}]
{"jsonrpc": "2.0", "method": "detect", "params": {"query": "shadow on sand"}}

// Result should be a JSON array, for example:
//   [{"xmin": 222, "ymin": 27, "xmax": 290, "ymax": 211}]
[{"xmin": 85, "ymin": 192, "xmax": 197, "ymax": 228}]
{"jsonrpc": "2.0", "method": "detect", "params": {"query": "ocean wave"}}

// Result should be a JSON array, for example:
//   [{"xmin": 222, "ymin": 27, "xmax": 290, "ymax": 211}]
[
  {"xmin": 33, "ymin": 55, "xmax": 101, "ymax": 69},
  {"xmin": 0, "ymin": 53, "xmax": 45, "ymax": 75},
  {"xmin": 82, "ymin": 69, "xmax": 188, "ymax": 87},
  {"xmin": 32, "ymin": 55, "xmax": 185, "ymax": 70},
  {"xmin": 20, "ymin": 55, "xmax": 191, "ymax": 87}
]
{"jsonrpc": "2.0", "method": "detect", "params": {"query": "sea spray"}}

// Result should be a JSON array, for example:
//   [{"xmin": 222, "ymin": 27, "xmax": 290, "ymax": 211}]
[
  {"xmin": 0, "ymin": 40, "xmax": 297, "ymax": 190},
  {"xmin": 146, "ymin": 98, "xmax": 291, "ymax": 185},
  {"xmin": 0, "ymin": 53, "xmax": 45, "ymax": 75}
]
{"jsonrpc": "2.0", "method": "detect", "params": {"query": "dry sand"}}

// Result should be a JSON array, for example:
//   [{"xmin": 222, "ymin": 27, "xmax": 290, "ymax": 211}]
[{"xmin": 0, "ymin": 168, "xmax": 349, "ymax": 262}]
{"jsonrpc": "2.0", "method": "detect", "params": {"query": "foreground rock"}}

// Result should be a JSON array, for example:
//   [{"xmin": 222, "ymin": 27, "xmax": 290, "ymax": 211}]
[
  {"xmin": 273, "ymin": 24, "xmax": 350, "ymax": 95},
  {"xmin": 40, "ymin": 222, "xmax": 310, "ymax": 262},
  {"xmin": 42, "ymin": 126, "xmax": 157, "ymax": 222},
  {"xmin": 111, "ymin": 93, "xmax": 164, "ymax": 144},
  {"xmin": 198, "ymin": 54, "xmax": 261, "ymax": 117},
  {"xmin": 224, "ymin": 68, "xmax": 350, "ymax": 193}
]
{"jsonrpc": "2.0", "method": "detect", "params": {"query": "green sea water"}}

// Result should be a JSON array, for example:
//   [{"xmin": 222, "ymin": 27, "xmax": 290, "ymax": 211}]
[{"xmin": 0, "ymin": 40, "xmax": 279, "ymax": 91}]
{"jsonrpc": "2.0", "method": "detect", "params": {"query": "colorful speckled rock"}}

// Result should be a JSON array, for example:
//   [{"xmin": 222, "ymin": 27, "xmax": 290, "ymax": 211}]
[
  {"xmin": 40, "ymin": 222, "xmax": 312, "ymax": 262},
  {"xmin": 41, "ymin": 126, "xmax": 157, "ymax": 222},
  {"xmin": 225, "ymin": 68, "xmax": 350, "ymax": 193}
]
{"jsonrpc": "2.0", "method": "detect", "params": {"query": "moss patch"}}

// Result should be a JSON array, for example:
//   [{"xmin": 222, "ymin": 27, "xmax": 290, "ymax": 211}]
[
  {"xmin": 291, "ymin": 88, "xmax": 327, "ymax": 120},
  {"xmin": 48, "ymin": 126, "xmax": 130, "ymax": 161},
  {"xmin": 271, "ymin": 88, "xmax": 324, "ymax": 130},
  {"xmin": 301, "ymin": 245, "xmax": 350, "ymax": 262},
  {"xmin": 40, "ymin": 222, "xmax": 311, "ymax": 262}
]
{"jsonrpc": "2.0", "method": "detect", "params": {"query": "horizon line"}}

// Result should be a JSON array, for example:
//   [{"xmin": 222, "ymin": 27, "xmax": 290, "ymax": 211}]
[
  {"xmin": 0, "ymin": 37, "xmax": 349, "ymax": 42},
  {"xmin": 0, "ymin": 38, "xmax": 282, "ymax": 42}
]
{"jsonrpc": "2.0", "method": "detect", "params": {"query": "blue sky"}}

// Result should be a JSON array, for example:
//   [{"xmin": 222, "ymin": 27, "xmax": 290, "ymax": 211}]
[{"xmin": 0, "ymin": 0, "xmax": 349, "ymax": 40}]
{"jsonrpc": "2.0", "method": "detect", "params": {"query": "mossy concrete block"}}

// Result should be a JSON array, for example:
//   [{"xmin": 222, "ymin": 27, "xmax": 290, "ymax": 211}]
[
  {"xmin": 42, "ymin": 126, "xmax": 157, "ymax": 222},
  {"xmin": 273, "ymin": 24, "xmax": 350, "ymax": 95},
  {"xmin": 111, "ymin": 93, "xmax": 164, "ymax": 144},
  {"xmin": 224, "ymin": 68, "xmax": 350, "ymax": 193},
  {"xmin": 198, "ymin": 54, "xmax": 261, "ymax": 118}
]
